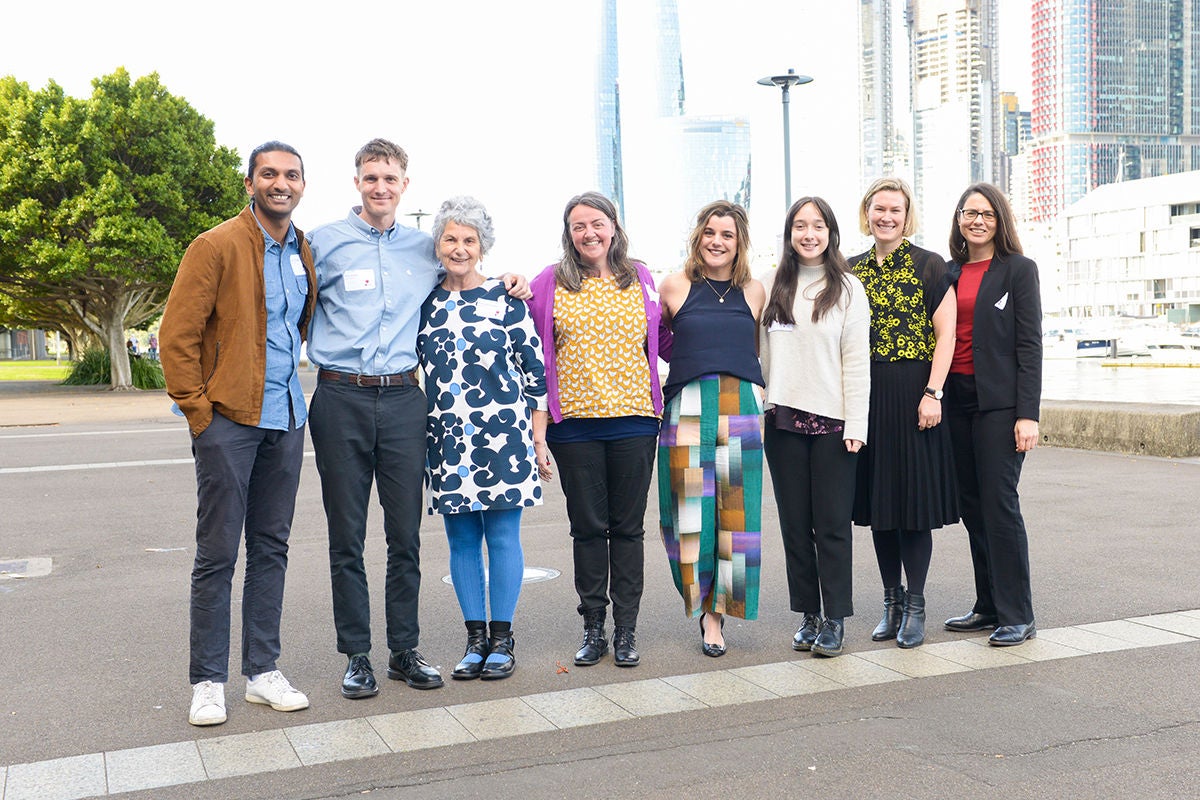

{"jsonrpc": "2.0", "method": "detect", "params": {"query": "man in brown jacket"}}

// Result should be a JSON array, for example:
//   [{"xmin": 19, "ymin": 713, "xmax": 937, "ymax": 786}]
[{"xmin": 160, "ymin": 141, "xmax": 317, "ymax": 727}]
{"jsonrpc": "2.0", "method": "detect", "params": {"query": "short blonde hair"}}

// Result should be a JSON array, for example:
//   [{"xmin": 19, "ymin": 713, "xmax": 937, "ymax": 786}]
[{"xmin": 859, "ymin": 177, "xmax": 918, "ymax": 238}]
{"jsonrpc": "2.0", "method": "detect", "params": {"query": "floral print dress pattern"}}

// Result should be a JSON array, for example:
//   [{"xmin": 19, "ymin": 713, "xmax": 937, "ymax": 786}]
[{"xmin": 417, "ymin": 279, "xmax": 547, "ymax": 514}]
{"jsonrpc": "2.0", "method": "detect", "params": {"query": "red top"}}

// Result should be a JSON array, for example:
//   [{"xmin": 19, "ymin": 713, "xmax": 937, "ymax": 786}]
[{"xmin": 951, "ymin": 260, "xmax": 990, "ymax": 374}]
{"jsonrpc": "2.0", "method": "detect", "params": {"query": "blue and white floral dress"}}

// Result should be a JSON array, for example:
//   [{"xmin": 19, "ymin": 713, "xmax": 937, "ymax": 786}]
[{"xmin": 417, "ymin": 279, "xmax": 547, "ymax": 514}]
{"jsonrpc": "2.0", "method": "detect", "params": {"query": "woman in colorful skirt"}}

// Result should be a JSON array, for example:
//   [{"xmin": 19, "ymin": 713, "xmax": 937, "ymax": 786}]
[{"xmin": 657, "ymin": 201, "xmax": 766, "ymax": 657}]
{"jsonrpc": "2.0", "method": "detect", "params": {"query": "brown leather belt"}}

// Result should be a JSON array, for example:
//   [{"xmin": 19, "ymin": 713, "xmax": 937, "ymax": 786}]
[{"xmin": 317, "ymin": 368, "xmax": 419, "ymax": 387}]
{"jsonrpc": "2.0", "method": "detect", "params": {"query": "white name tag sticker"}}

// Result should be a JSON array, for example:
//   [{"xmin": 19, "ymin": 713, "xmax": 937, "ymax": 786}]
[
  {"xmin": 994, "ymin": 292, "xmax": 1009, "ymax": 310},
  {"xmin": 343, "ymin": 269, "xmax": 377, "ymax": 292},
  {"xmin": 475, "ymin": 299, "xmax": 506, "ymax": 321},
  {"xmin": 768, "ymin": 321, "xmax": 795, "ymax": 333},
  {"xmin": 290, "ymin": 254, "xmax": 305, "ymax": 276}
]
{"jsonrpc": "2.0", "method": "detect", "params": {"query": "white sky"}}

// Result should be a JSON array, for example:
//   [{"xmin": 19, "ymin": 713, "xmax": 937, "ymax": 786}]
[{"xmin": 5, "ymin": 0, "xmax": 1031, "ymax": 276}]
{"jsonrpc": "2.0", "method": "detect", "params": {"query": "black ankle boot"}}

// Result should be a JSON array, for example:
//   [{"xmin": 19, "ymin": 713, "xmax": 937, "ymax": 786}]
[
  {"xmin": 451, "ymin": 620, "xmax": 489, "ymax": 680},
  {"xmin": 871, "ymin": 585, "xmax": 906, "ymax": 642},
  {"xmin": 480, "ymin": 621, "xmax": 514, "ymax": 680},
  {"xmin": 574, "ymin": 608, "xmax": 608, "ymax": 666},
  {"xmin": 896, "ymin": 592, "xmax": 926, "ymax": 649},
  {"xmin": 612, "ymin": 625, "xmax": 639, "ymax": 667}
]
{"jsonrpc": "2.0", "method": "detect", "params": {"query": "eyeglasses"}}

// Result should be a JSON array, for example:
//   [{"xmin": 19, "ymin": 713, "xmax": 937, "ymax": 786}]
[{"xmin": 958, "ymin": 208, "xmax": 996, "ymax": 223}]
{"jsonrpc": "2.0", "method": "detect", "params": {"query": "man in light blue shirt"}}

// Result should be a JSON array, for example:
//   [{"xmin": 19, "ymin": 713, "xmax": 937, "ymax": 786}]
[{"xmin": 307, "ymin": 138, "xmax": 528, "ymax": 699}]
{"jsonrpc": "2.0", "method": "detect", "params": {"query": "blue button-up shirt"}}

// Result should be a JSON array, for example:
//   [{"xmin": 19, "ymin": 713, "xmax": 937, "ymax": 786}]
[
  {"xmin": 306, "ymin": 208, "xmax": 443, "ymax": 375},
  {"xmin": 255, "ymin": 211, "xmax": 308, "ymax": 430}
]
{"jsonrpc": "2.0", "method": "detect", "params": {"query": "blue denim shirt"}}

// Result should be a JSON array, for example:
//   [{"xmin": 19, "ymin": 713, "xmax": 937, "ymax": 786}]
[
  {"xmin": 255, "ymin": 211, "xmax": 308, "ymax": 430},
  {"xmin": 306, "ymin": 208, "xmax": 443, "ymax": 375}
]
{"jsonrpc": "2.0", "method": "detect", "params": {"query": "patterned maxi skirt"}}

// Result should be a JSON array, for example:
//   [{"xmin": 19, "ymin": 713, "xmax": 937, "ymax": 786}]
[{"xmin": 657, "ymin": 374, "xmax": 763, "ymax": 620}]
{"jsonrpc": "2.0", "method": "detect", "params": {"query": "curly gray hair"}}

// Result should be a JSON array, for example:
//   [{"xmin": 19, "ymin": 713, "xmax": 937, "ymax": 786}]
[{"xmin": 430, "ymin": 196, "xmax": 496, "ymax": 255}]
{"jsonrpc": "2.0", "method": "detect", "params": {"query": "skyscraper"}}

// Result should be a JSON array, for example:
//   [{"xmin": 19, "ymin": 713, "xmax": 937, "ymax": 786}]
[
  {"xmin": 906, "ymin": 0, "xmax": 999, "ymax": 219},
  {"xmin": 1029, "ymin": 0, "xmax": 1200, "ymax": 222},
  {"xmin": 860, "ymin": 0, "xmax": 900, "ymax": 191},
  {"xmin": 596, "ymin": 0, "xmax": 625, "ymax": 220}
]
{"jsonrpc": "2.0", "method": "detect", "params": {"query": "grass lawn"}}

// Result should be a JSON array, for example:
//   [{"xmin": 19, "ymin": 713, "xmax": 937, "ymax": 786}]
[{"xmin": 0, "ymin": 360, "xmax": 73, "ymax": 381}]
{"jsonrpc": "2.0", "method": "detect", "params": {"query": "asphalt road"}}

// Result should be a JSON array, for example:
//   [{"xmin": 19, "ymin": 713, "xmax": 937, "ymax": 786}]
[{"xmin": 1, "ymin": 380, "xmax": 1198, "ymax": 799}]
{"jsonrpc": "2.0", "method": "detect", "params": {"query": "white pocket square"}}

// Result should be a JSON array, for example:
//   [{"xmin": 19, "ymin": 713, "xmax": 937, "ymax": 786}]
[{"xmin": 994, "ymin": 292, "xmax": 1008, "ymax": 310}]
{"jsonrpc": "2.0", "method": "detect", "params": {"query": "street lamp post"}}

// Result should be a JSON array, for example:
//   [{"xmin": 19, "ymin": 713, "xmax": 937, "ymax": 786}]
[
  {"xmin": 757, "ymin": 68, "xmax": 813, "ymax": 209},
  {"xmin": 406, "ymin": 209, "xmax": 431, "ymax": 230}
]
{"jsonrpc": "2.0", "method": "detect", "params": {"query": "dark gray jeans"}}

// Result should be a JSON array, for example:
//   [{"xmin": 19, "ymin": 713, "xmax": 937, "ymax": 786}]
[{"xmin": 189, "ymin": 411, "xmax": 304, "ymax": 684}]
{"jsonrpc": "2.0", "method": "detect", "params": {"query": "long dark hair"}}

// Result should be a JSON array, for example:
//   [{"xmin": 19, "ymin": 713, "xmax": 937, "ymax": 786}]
[
  {"xmin": 948, "ymin": 182, "xmax": 1023, "ymax": 263},
  {"xmin": 762, "ymin": 196, "xmax": 852, "ymax": 326},
  {"xmin": 556, "ymin": 192, "xmax": 636, "ymax": 291}
]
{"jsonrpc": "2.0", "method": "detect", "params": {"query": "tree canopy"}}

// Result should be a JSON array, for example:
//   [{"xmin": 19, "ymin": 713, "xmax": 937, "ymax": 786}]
[{"xmin": 0, "ymin": 68, "xmax": 245, "ymax": 387}]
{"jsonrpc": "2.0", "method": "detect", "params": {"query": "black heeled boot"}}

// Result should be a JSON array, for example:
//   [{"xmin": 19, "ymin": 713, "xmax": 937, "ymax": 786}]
[
  {"xmin": 574, "ymin": 608, "xmax": 608, "ymax": 666},
  {"xmin": 480, "ymin": 621, "xmax": 515, "ymax": 680},
  {"xmin": 451, "ymin": 620, "xmax": 489, "ymax": 680},
  {"xmin": 871, "ymin": 585, "xmax": 906, "ymax": 642},
  {"xmin": 896, "ymin": 592, "xmax": 926, "ymax": 649}
]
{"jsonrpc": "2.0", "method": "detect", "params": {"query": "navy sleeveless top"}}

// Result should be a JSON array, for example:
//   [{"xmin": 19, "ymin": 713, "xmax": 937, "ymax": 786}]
[{"xmin": 662, "ymin": 279, "xmax": 765, "ymax": 403}]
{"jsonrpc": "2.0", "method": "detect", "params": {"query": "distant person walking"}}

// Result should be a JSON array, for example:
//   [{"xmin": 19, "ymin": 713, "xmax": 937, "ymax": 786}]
[
  {"xmin": 942, "ymin": 182, "xmax": 1042, "ymax": 647},
  {"xmin": 656, "ymin": 201, "xmax": 765, "ymax": 658},
  {"xmin": 759, "ymin": 197, "xmax": 870, "ymax": 658},
  {"xmin": 849, "ymin": 177, "xmax": 959, "ymax": 650},
  {"xmin": 160, "ymin": 141, "xmax": 315, "ymax": 726}
]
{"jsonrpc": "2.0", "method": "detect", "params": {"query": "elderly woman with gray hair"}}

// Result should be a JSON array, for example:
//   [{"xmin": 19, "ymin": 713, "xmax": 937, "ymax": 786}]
[{"xmin": 416, "ymin": 196, "xmax": 548, "ymax": 681}]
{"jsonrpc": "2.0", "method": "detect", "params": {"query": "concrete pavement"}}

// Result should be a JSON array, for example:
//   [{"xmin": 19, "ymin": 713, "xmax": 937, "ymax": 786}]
[{"xmin": 1, "ymin": 378, "xmax": 1198, "ymax": 799}]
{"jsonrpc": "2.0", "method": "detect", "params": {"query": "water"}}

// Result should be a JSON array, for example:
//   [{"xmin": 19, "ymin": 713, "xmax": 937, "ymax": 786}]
[{"xmin": 1042, "ymin": 356, "xmax": 1200, "ymax": 406}]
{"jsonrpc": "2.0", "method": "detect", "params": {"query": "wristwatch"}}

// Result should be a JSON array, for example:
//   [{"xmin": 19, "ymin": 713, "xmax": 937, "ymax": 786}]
[{"xmin": 923, "ymin": 386, "xmax": 944, "ymax": 400}]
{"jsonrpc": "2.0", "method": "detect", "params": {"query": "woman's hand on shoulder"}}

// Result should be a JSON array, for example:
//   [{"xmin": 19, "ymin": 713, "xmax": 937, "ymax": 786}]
[{"xmin": 500, "ymin": 272, "xmax": 532, "ymax": 300}]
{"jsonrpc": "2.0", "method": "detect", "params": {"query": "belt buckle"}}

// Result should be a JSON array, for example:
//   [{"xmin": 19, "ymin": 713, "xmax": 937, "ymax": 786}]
[{"xmin": 355, "ymin": 373, "xmax": 367, "ymax": 387}]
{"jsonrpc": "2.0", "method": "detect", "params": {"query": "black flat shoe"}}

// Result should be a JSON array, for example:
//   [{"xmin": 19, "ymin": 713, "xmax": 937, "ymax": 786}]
[
  {"xmin": 451, "ymin": 621, "xmax": 490, "ymax": 680},
  {"xmin": 811, "ymin": 617, "xmax": 845, "ymax": 657},
  {"xmin": 988, "ymin": 622, "xmax": 1036, "ymax": 646},
  {"xmin": 341, "ymin": 654, "xmax": 378, "ymax": 699},
  {"xmin": 792, "ymin": 613, "xmax": 821, "ymax": 651},
  {"xmin": 480, "ymin": 635, "xmax": 515, "ymax": 680},
  {"xmin": 387, "ymin": 648, "xmax": 444, "ymax": 689},
  {"xmin": 944, "ymin": 611, "xmax": 999, "ymax": 632},
  {"xmin": 700, "ymin": 613, "xmax": 726, "ymax": 658}
]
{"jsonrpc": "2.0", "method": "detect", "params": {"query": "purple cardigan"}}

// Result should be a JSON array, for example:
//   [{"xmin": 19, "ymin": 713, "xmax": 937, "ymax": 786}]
[{"xmin": 527, "ymin": 262, "xmax": 673, "ymax": 424}]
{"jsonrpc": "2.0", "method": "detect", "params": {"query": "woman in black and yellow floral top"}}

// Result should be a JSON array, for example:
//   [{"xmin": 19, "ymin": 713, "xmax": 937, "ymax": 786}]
[{"xmin": 849, "ymin": 177, "xmax": 959, "ymax": 649}]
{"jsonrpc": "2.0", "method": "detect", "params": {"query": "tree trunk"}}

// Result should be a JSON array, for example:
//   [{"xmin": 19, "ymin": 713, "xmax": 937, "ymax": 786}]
[{"xmin": 104, "ymin": 309, "xmax": 134, "ymax": 390}]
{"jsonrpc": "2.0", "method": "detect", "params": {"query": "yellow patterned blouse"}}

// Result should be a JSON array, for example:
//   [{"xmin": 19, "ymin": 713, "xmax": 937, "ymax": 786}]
[
  {"xmin": 553, "ymin": 277, "xmax": 654, "ymax": 419},
  {"xmin": 851, "ymin": 239, "xmax": 948, "ymax": 362}
]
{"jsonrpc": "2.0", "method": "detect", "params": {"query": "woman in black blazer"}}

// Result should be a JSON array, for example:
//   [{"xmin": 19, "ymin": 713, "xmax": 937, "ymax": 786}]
[{"xmin": 942, "ymin": 183, "xmax": 1042, "ymax": 646}]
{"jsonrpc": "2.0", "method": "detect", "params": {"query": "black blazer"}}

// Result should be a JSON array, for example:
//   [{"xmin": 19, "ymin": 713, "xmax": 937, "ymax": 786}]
[{"xmin": 947, "ymin": 252, "xmax": 1043, "ymax": 421}]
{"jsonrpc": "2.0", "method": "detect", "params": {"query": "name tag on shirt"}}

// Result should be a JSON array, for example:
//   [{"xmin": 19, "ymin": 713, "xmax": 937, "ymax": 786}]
[
  {"xmin": 995, "ymin": 292, "xmax": 1009, "ymax": 310},
  {"xmin": 768, "ymin": 321, "xmax": 795, "ymax": 333},
  {"xmin": 475, "ymin": 298, "xmax": 506, "ymax": 321},
  {"xmin": 290, "ymin": 254, "xmax": 306, "ymax": 276},
  {"xmin": 343, "ymin": 269, "xmax": 377, "ymax": 292}
]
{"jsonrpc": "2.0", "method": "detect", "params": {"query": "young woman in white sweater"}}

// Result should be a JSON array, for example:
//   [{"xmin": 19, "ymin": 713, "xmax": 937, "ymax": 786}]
[{"xmin": 759, "ymin": 196, "xmax": 870, "ymax": 657}]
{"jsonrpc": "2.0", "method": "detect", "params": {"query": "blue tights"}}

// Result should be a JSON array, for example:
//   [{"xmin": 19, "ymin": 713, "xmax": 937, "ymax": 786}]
[{"xmin": 442, "ymin": 508, "xmax": 524, "ymax": 624}]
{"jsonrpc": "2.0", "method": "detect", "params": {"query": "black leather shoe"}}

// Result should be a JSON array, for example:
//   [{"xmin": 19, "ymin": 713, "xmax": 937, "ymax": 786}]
[
  {"xmin": 341, "ymin": 654, "xmax": 378, "ymax": 699},
  {"xmin": 574, "ymin": 608, "xmax": 608, "ymax": 666},
  {"xmin": 792, "ymin": 613, "xmax": 821, "ymax": 651},
  {"xmin": 944, "ymin": 611, "xmax": 999, "ymax": 632},
  {"xmin": 387, "ymin": 649, "xmax": 444, "ymax": 689},
  {"xmin": 612, "ymin": 625, "xmax": 640, "ymax": 667},
  {"xmin": 480, "ymin": 635, "xmax": 515, "ymax": 680},
  {"xmin": 871, "ymin": 586, "xmax": 906, "ymax": 641},
  {"xmin": 811, "ymin": 617, "xmax": 845, "ymax": 657},
  {"xmin": 451, "ymin": 621, "xmax": 489, "ymax": 680},
  {"xmin": 700, "ymin": 613, "xmax": 726, "ymax": 658},
  {"xmin": 988, "ymin": 622, "xmax": 1036, "ymax": 646}
]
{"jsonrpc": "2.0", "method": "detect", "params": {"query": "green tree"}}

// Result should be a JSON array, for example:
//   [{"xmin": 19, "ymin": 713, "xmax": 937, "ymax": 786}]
[{"xmin": 0, "ymin": 69, "xmax": 244, "ymax": 388}]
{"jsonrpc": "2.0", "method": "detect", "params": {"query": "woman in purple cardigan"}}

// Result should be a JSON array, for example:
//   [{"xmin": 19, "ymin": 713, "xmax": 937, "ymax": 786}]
[{"xmin": 527, "ymin": 191, "xmax": 671, "ymax": 669}]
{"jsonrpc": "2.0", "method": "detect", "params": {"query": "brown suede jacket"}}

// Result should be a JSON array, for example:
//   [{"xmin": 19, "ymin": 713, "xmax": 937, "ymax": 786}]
[{"xmin": 159, "ymin": 206, "xmax": 317, "ymax": 437}]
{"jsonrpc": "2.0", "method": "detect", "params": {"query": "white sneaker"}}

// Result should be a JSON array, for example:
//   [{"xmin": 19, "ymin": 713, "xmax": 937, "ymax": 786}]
[
  {"xmin": 245, "ymin": 670, "xmax": 309, "ymax": 712},
  {"xmin": 189, "ymin": 680, "xmax": 227, "ymax": 726}
]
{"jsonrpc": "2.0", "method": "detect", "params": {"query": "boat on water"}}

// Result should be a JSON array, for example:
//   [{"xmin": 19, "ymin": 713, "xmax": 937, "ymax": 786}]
[{"xmin": 1145, "ymin": 333, "xmax": 1200, "ymax": 365}]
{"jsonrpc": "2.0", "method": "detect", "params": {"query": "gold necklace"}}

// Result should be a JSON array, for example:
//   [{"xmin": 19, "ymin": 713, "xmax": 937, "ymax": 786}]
[{"xmin": 702, "ymin": 276, "xmax": 734, "ymax": 303}]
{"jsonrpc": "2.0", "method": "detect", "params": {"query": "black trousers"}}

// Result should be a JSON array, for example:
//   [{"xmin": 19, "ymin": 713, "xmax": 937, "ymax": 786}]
[
  {"xmin": 945, "ymin": 373, "xmax": 1035, "ymax": 626},
  {"xmin": 547, "ymin": 435, "xmax": 656, "ymax": 627},
  {"xmin": 764, "ymin": 425, "xmax": 857, "ymax": 619},
  {"xmin": 309, "ymin": 380, "xmax": 427, "ymax": 655}
]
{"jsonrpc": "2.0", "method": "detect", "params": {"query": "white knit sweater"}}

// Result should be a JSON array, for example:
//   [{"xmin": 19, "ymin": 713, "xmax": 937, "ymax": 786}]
[{"xmin": 758, "ymin": 265, "xmax": 871, "ymax": 443}]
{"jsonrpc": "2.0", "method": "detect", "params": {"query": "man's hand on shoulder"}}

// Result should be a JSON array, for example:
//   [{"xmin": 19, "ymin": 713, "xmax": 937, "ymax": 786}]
[{"xmin": 500, "ymin": 272, "xmax": 532, "ymax": 300}]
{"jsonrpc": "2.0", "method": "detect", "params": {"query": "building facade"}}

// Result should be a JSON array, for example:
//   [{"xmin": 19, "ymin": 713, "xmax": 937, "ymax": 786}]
[
  {"xmin": 1061, "ymin": 171, "xmax": 1200, "ymax": 321},
  {"xmin": 860, "ymin": 0, "xmax": 901, "ymax": 193},
  {"xmin": 595, "ymin": 0, "xmax": 625, "ymax": 220},
  {"xmin": 1029, "ymin": 0, "xmax": 1200, "ymax": 222}
]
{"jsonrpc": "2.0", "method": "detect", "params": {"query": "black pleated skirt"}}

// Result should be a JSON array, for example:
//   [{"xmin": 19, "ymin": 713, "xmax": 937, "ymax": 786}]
[{"xmin": 853, "ymin": 359, "xmax": 959, "ymax": 530}]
